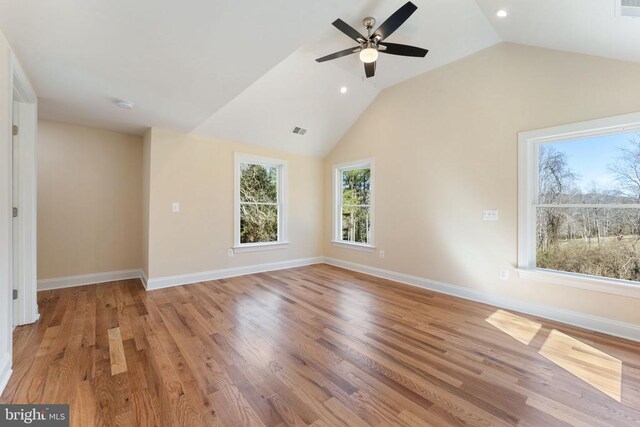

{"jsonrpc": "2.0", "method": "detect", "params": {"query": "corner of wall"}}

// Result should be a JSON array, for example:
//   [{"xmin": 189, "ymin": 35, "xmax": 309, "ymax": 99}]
[{"xmin": 141, "ymin": 127, "xmax": 152, "ymax": 279}]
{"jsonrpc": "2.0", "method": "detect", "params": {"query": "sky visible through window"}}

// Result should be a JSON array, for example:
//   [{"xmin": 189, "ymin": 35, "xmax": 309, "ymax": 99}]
[{"xmin": 547, "ymin": 131, "xmax": 639, "ymax": 193}]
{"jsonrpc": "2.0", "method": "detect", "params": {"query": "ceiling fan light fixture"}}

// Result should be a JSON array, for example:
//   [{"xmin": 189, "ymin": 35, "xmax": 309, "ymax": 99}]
[
  {"xmin": 316, "ymin": 2, "xmax": 425, "ymax": 78},
  {"xmin": 359, "ymin": 47, "xmax": 378, "ymax": 63}
]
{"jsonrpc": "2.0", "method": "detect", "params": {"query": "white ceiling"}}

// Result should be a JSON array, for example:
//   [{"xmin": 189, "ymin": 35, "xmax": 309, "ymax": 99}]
[
  {"xmin": 475, "ymin": 0, "xmax": 640, "ymax": 64},
  {"xmin": 0, "ymin": 0, "xmax": 351, "ymax": 134},
  {"xmin": 193, "ymin": 0, "xmax": 500, "ymax": 156},
  {"xmin": 1, "ymin": 0, "xmax": 638, "ymax": 156}
]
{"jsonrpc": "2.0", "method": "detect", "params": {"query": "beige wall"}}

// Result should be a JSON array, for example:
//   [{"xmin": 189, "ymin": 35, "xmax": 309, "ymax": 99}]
[
  {"xmin": 324, "ymin": 42, "xmax": 640, "ymax": 325},
  {"xmin": 145, "ymin": 128, "xmax": 323, "ymax": 279},
  {"xmin": 37, "ymin": 121, "xmax": 143, "ymax": 279}
]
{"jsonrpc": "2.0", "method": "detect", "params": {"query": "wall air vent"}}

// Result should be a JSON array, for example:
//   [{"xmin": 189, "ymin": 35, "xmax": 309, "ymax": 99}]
[
  {"xmin": 292, "ymin": 126, "xmax": 307, "ymax": 136},
  {"xmin": 620, "ymin": 0, "xmax": 640, "ymax": 17}
]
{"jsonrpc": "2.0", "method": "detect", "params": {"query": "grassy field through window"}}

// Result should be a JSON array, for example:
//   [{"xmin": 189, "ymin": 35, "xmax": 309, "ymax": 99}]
[{"xmin": 536, "ymin": 132, "xmax": 640, "ymax": 282}]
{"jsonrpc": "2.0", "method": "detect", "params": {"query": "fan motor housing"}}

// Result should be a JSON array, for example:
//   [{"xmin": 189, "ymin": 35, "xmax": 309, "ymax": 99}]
[{"xmin": 363, "ymin": 17, "xmax": 375, "ymax": 29}]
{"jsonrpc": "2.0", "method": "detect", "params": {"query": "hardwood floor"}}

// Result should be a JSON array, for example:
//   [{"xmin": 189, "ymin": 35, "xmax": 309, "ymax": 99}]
[{"xmin": 2, "ymin": 264, "xmax": 640, "ymax": 426}]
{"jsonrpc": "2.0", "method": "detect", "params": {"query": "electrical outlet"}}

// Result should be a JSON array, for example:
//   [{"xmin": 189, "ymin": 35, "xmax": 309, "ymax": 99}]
[
  {"xmin": 379, "ymin": 250, "xmax": 385, "ymax": 259},
  {"xmin": 227, "ymin": 248, "xmax": 234, "ymax": 257},
  {"xmin": 172, "ymin": 202, "xmax": 180, "ymax": 213},
  {"xmin": 499, "ymin": 268, "xmax": 509, "ymax": 280},
  {"xmin": 483, "ymin": 209, "xmax": 499, "ymax": 221}
]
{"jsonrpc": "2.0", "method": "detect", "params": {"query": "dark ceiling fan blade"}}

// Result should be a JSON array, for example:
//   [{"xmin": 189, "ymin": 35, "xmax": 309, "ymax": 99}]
[
  {"xmin": 373, "ymin": 1, "xmax": 418, "ymax": 42},
  {"xmin": 379, "ymin": 42, "xmax": 428, "ymax": 58},
  {"xmin": 332, "ymin": 19, "xmax": 367, "ymax": 43},
  {"xmin": 364, "ymin": 61, "xmax": 376, "ymax": 78},
  {"xmin": 315, "ymin": 47, "xmax": 360, "ymax": 63}
]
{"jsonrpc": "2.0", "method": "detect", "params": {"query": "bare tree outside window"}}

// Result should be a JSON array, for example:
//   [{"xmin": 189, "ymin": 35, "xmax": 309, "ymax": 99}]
[{"xmin": 535, "ymin": 133, "xmax": 640, "ymax": 282}]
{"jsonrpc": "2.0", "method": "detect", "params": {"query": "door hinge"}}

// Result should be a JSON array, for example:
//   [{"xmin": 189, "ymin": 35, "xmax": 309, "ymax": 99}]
[
  {"xmin": 12, "ymin": 289, "xmax": 18, "ymax": 300},
  {"xmin": 12, "ymin": 125, "xmax": 18, "ymax": 136},
  {"xmin": 12, "ymin": 207, "xmax": 18, "ymax": 218}
]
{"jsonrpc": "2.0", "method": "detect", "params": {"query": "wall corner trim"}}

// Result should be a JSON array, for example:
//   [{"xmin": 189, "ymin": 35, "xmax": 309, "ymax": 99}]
[
  {"xmin": 145, "ymin": 257, "xmax": 324, "ymax": 290},
  {"xmin": 37, "ymin": 269, "xmax": 144, "ymax": 291},
  {"xmin": 140, "ymin": 270, "xmax": 148, "ymax": 289},
  {"xmin": 322, "ymin": 257, "xmax": 640, "ymax": 343},
  {"xmin": 0, "ymin": 352, "xmax": 12, "ymax": 395}
]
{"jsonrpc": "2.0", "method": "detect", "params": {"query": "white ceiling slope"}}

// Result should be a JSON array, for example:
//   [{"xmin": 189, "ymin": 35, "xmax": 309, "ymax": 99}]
[
  {"xmin": 0, "ymin": 0, "xmax": 351, "ymax": 134},
  {"xmin": 476, "ymin": 0, "xmax": 640, "ymax": 64},
  {"xmin": 194, "ymin": 0, "xmax": 501, "ymax": 156},
  {"xmin": 192, "ymin": 46, "xmax": 382, "ymax": 157}
]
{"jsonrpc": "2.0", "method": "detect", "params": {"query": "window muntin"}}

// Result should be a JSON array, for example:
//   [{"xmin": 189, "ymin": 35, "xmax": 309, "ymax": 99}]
[
  {"xmin": 523, "ymin": 125, "xmax": 640, "ymax": 284},
  {"xmin": 335, "ymin": 162, "xmax": 373, "ymax": 246},
  {"xmin": 234, "ymin": 154, "xmax": 287, "ymax": 248}
]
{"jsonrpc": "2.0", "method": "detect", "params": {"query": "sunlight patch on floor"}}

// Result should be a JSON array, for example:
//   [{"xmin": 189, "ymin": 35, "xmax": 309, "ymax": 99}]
[
  {"xmin": 539, "ymin": 329, "xmax": 622, "ymax": 402},
  {"xmin": 485, "ymin": 309, "xmax": 542, "ymax": 345}
]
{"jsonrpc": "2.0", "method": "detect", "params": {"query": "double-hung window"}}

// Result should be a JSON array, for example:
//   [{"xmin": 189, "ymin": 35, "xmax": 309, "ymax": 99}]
[
  {"xmin": 518, "ymin": 113, "xmax": 640, "ymax": 294},
  {"xmin": 234, "ymin": 153, "xmax": 288, "ymax": 252},
  {"xmin": 333, "ymin": 159, "xmax": 374, "ymax": 251}
]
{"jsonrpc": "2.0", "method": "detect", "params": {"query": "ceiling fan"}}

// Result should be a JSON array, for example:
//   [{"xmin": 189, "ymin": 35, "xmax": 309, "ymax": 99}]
[{"xmin": 315, "ymin": 1, "xmax": 428, "ymax": 78}]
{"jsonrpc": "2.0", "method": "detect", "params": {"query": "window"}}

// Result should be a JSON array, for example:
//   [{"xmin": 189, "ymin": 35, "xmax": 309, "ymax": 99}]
[
  {"xmin": 234, "ymin": 153, "xmax": 288, "ymax": 252},
  {"xmin": 333, "ymin": 159, "xmax": 374, "ymax": 250},
  {"xmin": 518, "ymin": 113, "xmax": 640, "ymax": 293}
]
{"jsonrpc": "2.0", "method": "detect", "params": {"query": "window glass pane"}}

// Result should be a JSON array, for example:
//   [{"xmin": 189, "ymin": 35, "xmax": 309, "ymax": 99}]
[
  {"xmin": 240, "ymin": 163, "xmax": 278, "ymax": 203},
  {"xmin": 240, "ymin": 204, "xmax": 278, "ymax": 243},
  {"xmin": 341, "ymin": 206, "xmax": 371, "ymax": 244},
  {"xmin": 536, "ymin": 207, "xmax": 640, "ymax": 281},
  {"xmin": 342, "ymin": 168, "xmax": 371, "ymax": 205},
  {"xmin": 538, "ymin": 132, "xmax": 640, "ymax": 204}
]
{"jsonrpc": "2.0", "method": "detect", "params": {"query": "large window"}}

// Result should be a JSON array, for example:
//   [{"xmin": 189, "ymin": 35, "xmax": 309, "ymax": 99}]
[
  {"xmin": 234, "ymin": 153, "xmax": 287, "ymax": 252},
  {"xmin": 519, "ymin": 113, "xmax": 640, "ymax": 291},
  {"xmin": 333, "ymin": 160, "xmax": 374, "ymax": 250}
]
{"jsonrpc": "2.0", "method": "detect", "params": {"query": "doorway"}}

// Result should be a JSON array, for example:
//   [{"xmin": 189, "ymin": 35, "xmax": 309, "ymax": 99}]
[
  {"xmin": 11, "ymin": 100, "xmax": 19, "ymax": 328},
  {"xmin": 10, "ymin": 55, "xmax": 38, "ymax": 328}
]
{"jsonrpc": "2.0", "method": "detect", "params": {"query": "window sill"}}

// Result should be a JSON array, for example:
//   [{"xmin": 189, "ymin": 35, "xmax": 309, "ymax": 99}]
[
  {"xmin": 331, "ymin": 241, "xmax": 376, "ymax": 253},
  {"xmin": 516, "ymin": 268, "xmax": 640, "ymax": 299},
  {"xmin": 233, "ymin": 242, "xmax": 289, "ymax": 254}
]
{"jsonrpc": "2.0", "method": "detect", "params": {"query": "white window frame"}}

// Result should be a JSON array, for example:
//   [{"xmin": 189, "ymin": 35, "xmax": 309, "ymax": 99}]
[
  {"xmin": 233, "ymin": 153, "xmax": 288, "ymax": 253},
  {"xmin": 518, "ymin": 112, "xmax": 640, "ymax": 299},
  {"xmin": 332, "ymin": 159, "xmax": 375, "ymax": 252}
]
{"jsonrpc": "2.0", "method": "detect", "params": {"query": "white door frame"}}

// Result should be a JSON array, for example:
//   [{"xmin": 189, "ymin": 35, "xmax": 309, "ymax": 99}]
[{"xmin": 11, "ymin": 53, "xmax": 38, "ymax": 326}]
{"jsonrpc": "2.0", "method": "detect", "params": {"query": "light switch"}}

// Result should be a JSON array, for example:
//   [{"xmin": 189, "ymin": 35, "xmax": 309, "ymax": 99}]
[
  {"xmin": 500, "ymin": 268, "xmax": 509, "ymax": 280},
  {"xmin": 172, "ymin": 202, "xmax": 180, "ymax": 213},
  {"xmin": 483, "ymin": 209, "xmax": 498, "ymax": 221}
]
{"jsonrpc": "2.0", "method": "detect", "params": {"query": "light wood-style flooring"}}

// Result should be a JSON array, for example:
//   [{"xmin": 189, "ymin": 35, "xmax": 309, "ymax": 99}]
[{"xmin": 2, "ymin": 264, "xmax": 640, "ymax": 426}]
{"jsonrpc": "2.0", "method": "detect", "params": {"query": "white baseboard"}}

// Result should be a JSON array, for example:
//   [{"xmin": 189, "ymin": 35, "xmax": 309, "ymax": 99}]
[
  {"xmin": 0, "ymin": 352, "xmax": 12, "ymax": 395},
  {"xmin": 323, "ymin": 257, "xmax": 640, "ymax": 343},
  {"xmin": 37, "ymin": 269, "xmax": 144, "ymax": 291},
  {"xmin": 32, "ymin": 257, "xmax": 639, "ymax": 342},
  {"xmin": 146, "ymin": 257, "xmax": 324, "ymax": 290}
]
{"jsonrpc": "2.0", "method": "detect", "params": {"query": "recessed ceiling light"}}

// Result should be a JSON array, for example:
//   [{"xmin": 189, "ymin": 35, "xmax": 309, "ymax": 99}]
[
  {"xmin": 496, "ymin": 9, "xmax": 508, "ymax": 18},
  {"xmin": 115, "ymin": 99, "xmax": 135, "ymax": 110},
  {"xmin": 340, "ymin": 86, "xmax": 348, "ymax": 94}
]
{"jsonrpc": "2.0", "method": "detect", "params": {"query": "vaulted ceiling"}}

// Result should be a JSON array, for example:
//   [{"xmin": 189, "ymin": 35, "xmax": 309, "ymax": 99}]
[{"xmin": 0, "ymin": 0, "xmax": 638, "ymax": 156}]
